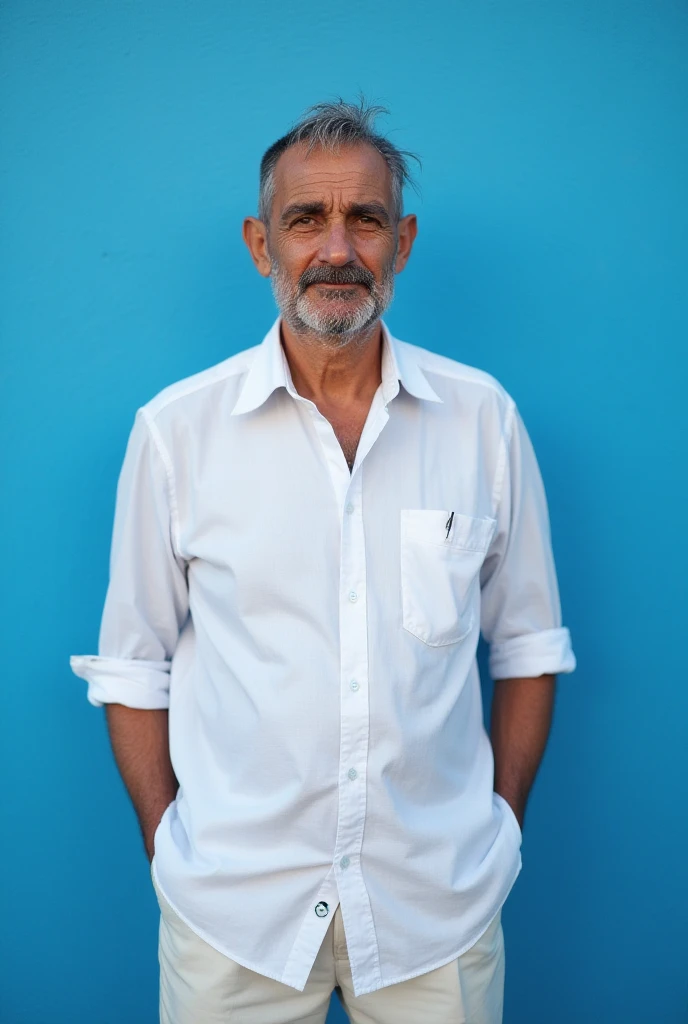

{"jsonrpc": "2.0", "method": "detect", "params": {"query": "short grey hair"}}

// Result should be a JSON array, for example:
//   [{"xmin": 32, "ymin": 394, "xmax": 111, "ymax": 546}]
[{"xmin": 258, "ymin": 98, "xmax": 419, "ymax": 224}]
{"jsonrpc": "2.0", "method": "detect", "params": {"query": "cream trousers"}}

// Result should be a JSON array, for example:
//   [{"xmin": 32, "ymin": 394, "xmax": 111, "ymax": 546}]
[{"xmin": 152, "ymin": 872, "xmax": 505, "ymax": 1024}]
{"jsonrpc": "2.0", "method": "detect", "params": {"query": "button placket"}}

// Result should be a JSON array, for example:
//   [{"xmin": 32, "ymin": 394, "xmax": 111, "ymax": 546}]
[
  {"xmin": 330, "ymin": 464, "xmax": 382, "ymax": 992},
  {"xmin": 299, "ymin": 383, "xmax": 390, "ymax": 995}
]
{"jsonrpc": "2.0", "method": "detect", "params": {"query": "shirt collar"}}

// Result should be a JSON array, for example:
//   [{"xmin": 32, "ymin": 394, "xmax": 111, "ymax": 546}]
[
  {"xmin": 231, "ymin": 317, "xmax": 442, "ymax": 416},
  {"xmin": 380, "ymin": 320, "xmax": 442, "ymax": 405}
]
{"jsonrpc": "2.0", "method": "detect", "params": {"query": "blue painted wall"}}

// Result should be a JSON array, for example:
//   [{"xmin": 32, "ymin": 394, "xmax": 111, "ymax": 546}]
[{"xmin": 2, "ymin": 2, "xmax": 686, "ymax": 1021}]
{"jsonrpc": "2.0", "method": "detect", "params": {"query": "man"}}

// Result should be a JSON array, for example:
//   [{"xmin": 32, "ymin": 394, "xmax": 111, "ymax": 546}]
[{"xmin": 71, "ymin": 99, "xmax": 575, "ymax": 1023}]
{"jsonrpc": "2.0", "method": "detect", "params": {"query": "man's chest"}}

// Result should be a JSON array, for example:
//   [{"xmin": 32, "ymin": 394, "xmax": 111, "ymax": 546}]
[
  {"xmin": 170, "ymin": 391, "xmax": 501, "ymax": 585},
  {"xmin": 306, "ymin": 394, "xmax": 373, "ymax": 470}
]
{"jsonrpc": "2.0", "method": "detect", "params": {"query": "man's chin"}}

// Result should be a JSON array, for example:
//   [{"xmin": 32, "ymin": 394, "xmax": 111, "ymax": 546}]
[
  {"xmin": 303, "ymin": 314, "xmax": 375, "ymax": 337},
  {"xmin": 294, "ymin": 298, "xmax": 377, "ymax": 337}
]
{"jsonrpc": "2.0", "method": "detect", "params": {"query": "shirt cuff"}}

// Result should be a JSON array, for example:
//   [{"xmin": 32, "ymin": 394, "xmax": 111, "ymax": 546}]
[
  {"xmin": 488, "ymin": 627, "xmax": 576, "ymax": 680},
  {"xmin": 69, "ymin": 655, "xmax": 171, "ymax": 708}
]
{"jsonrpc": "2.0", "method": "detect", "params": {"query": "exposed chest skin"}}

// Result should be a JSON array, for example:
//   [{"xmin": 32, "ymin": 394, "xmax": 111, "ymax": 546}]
[{"xmin": 313, "ymin": 396, "xmax": 372, "ymax": 469}]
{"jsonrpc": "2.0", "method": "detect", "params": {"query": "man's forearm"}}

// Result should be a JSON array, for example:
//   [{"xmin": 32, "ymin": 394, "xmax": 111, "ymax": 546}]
[
  {"xmin": 105, "ymin": 704, "xmax": 178, "ymax": 863},
  {"xmin": 490, "ymin": 674, "xmax": 556, "ymax": 831}
]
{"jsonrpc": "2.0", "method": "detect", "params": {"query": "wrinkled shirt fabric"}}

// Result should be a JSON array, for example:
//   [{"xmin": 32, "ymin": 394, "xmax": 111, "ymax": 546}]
[{"xmin": 71, "ymin": 319, "xmax": 575, "ymax": 996}]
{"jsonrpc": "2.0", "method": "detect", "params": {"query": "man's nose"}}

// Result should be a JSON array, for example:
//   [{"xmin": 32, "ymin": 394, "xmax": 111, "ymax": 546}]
[{"xmin": 317, "ymin": 221, "xmax": 357, "ymax": 266}]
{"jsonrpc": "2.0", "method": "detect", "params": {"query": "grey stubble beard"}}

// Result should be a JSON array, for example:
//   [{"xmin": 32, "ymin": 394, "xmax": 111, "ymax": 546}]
[{"xmin": 268, "ymin": 247, "xmax": 397, "ymax": 350}]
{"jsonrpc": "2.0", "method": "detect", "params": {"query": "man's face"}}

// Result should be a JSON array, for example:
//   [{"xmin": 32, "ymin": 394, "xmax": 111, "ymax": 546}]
[{"xmin": 245, "ymin": 142, "xmax": 416, "ymax": 345}]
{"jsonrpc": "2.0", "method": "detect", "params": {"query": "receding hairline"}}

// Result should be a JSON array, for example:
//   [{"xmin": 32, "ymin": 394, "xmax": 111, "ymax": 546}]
[
  {"xmin": 257, "ymin": 98, "xmax": 420, "ymax": 224},
  {"xmin": 268, "ymin": 140, "xmax": 396, "ymax": 216}
]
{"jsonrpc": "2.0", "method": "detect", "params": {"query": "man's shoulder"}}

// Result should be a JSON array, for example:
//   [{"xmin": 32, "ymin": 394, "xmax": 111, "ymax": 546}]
[
  {"xmin": 141, "ymin": 343, "xmax": 260, "ymax": 421},
  {"xmin": 398, "ymin": 338, "xmax": 514, "ymax": 406}
]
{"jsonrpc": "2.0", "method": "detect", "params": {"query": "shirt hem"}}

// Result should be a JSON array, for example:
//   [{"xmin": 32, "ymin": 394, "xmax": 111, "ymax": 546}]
[
  {"xmin": 152, "ymin": 854, "xmax": 523, "ymax": 998},
  {"xmin": 351, "ymin": 857, "xmax": 522, "ymax": 996},
  {"xmin": 151, "ymin": 861, "xmax": 309, "ymax": 991}
]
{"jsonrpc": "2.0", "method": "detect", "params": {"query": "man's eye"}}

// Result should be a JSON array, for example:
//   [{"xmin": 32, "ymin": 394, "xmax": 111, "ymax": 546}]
[
  {"xmin": 295, "ymin": 217, "xmax": 315, "ymax": 225},
  {"xmin": 358, "ymin": 216, "xmax": 379, "ymax": 226}
]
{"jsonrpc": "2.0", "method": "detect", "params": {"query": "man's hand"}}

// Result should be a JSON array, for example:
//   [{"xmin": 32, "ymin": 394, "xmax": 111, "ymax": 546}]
[
  {"xmin": 490, "ymin": 674, "xmax": 556, "ymax": 831},
  {"xmin": 104, "ymin": 705, "xmax": 179, "ymax": 862}
]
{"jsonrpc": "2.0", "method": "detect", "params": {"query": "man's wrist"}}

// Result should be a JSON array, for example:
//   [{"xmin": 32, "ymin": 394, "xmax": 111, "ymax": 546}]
[{"xmin": 495, "ymin": 788, "xmax": 526, "ymax": 830}]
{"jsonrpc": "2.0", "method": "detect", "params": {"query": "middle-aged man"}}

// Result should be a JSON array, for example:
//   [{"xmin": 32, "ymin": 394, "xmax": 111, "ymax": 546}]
[{"xmin": 71, "ymin": 99, "xmax": 576, "ymax": 1024}]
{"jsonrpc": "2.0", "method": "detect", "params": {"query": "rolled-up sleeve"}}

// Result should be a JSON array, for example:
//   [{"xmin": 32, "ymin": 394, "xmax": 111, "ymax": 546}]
[
  {"xmin": 480, "ymin": 401, "xmax": 576, "ymax": 680},
  {"xmin": 70, "ymin": 409, "xmax": 189, "ymax": 708}
]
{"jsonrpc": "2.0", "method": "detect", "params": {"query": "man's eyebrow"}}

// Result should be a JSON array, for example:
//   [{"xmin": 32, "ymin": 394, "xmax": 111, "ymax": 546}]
[
  {"xmin": 348, "ymin": 202, "xmax": 391, "ymax": 223},
  {"xmin": 278, "ymin": 200, "xmax": 392, "ymax": 225},
  {"xmin": 279, "ymin": 202, "xmax": 327, "ymax": 224}
]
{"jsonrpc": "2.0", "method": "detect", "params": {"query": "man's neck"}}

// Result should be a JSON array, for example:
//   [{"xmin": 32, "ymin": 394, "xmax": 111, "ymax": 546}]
[{"xmin": 280, "ymin": 320, "xmax": 383, "ymax": 408}]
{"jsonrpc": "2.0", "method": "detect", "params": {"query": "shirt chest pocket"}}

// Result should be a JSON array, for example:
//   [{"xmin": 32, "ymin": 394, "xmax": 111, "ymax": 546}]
[{"xmin": 400, "ymin": 510, "xmax": 497, "ymax": 647}]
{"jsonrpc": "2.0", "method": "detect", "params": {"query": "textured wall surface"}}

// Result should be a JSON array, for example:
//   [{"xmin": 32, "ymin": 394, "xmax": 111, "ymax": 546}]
[{"xmin": 1, "ymin": 2, "xmax": 687, "ymax": 1022}]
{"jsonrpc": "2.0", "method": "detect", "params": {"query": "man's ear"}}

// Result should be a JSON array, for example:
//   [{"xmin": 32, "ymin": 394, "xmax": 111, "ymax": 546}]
[
  {"xmin": 243, "ymin": 217, "xmax": 272, "ymax": 278},
  {"xmin": 394, "ymin": 214, "xmax": 418, "ymax": 274}
]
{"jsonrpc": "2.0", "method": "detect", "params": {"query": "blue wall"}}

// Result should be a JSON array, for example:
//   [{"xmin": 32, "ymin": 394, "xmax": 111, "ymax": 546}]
[{"xmin": 2, "ymin": 2, "xmax": 687, "ymax": 1021}]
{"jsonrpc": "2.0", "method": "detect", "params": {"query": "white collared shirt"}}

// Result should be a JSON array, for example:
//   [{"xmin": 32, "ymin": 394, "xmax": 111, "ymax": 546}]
[{"xmin": 71, "ymin": 319, "xmax": 575, "ymax": 996}]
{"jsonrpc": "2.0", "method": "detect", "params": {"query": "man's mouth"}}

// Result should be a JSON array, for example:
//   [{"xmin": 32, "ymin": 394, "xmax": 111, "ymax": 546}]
[
  {"xmin": 312, "ymin": 282, "xmax": 361, "ymax": 288},
  {"xmin": 305, "ymin": 281, "xmax": 367, "ymax": 293}
]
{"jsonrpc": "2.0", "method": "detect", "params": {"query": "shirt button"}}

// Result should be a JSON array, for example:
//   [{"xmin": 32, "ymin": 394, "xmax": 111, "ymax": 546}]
[
  {"xmin": 340, "ymin": 856, "xmax": 351, "ymax": 869},
  {"xmin": 349, "ymin": 679, "xmax": 360, "ymax": 692},
  {"xmin": 345, "ymin": 503, "xmax": 354, "ymax": 514},
  {"xmin": 347, "ymin": 767, "xmax": 358, "ymax": 781},
  {"xmin": 314, "ymin": 901, "xmax": 329, "ymax": 918},
  {"xmin": 348, "ymin": 591, "xmax": 358, "ymax": 603}
]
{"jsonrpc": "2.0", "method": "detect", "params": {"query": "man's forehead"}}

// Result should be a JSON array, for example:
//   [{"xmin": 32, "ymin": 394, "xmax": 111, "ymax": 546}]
[{"xmin": 272, "ymin": 142, "xmax": 393, "ymax": 207}]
